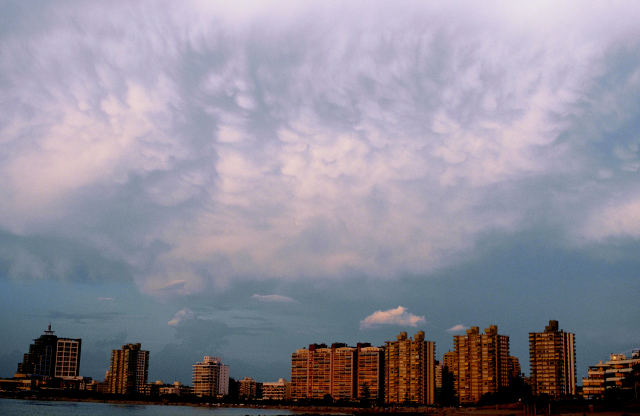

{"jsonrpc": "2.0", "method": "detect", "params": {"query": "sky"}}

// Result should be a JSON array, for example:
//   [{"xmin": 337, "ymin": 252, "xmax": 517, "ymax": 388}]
[{"xmin": 1, "ymin": 0, "xmax": 639, "ymax": 385}]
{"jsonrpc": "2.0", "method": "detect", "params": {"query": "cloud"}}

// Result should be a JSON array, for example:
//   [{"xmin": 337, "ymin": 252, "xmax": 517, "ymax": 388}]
[
  {"xmin": 251, "ymin": 294, "xmax": 297, "ymax": 303},
  {"xmin": 168, "ymin": 308, "xmax": 195, "ymax": 326},
  {"xmin": 580, "ymin": 197, "xmax": 640, "ymax": 242},
  {"xmin": 360, "ymin": 306, "xmax": 425, "ymax": 329},
  {"xmin": 1, "ymin": 1, "xmax": 640, "ymax": 294},
  {"xmin": 98, "ymin": 297, "xmax": 114, "ymax": 302},
  {"xmin": 446, "ymin": 324, "xmax": 469, "ymax": 333}
]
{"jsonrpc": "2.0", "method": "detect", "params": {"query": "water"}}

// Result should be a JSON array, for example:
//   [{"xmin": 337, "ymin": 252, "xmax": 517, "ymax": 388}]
[{"xmin": 0, "ymin": 398, "xmax": 308, "ymax": 416}]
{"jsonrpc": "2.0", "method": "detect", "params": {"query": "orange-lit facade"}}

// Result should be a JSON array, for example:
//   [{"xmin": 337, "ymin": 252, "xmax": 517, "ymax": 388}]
[
  {"xmin": 291, "ymin": 348, "xmax": 309, "ymax": 399},
  {"xmin": 582, "ymin": 350, "xmax": 640, "ymax": 400},
  {"xmin": 529, "ymin": 320, "xmax": 576, "ymax": 398},
  {"xmin": 331, "ymin": 345, "xmax": 356, "ymax": 400},
  {"xmin": 384, "ymin": 331, "xmax": 435, "ymax": 405},
  {"xmin": 452, "ymin": 325, "xmax": 510, "ymax": 404},
  {"xmin": 108, "ymin": 343, "xmax": 149, "ymax": 395},
  {"xmin": 290, "ymin": 342, "xmax": 380, "ymax": 401},
  {"xmin": 356, "ymin": 344, "xmax": 383, "ymax": 401}
]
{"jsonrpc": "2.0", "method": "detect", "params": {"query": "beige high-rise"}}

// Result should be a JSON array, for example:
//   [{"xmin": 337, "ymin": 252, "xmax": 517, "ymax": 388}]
[
  {"xmin": 108, "ymin": 343, "xmax": 149, "ymax": 395},
  {"xmin": 291, "ymin": 348, "xmax": 309, "ymax": 400},
  {"xmin": 356, "ymin": 344, "xmax": 383, "ymax": 401},
  {"xmin": 384, "ymin": 331, "xmax": 435, "ymax": 405},
  {"xmin": 192, "ymin": 356, "xmax": 229, "ymax": 398},
  {"xmin": 529, "ymin": 320, "xmax": 576, "ymax": 397},
  {"xmin": 290, "ymin": 343, "xmax": 357, "ymax": 400},
  {"xmin": 330, "ymin": 345, "xmax": 356, "ymax": 400},
  {"xmin": 452, "ymin": 325, "xmax": 510, "ymax": 404}
]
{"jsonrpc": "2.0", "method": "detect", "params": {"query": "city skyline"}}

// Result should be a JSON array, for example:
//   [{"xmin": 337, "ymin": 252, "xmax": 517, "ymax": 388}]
[
  {"xmin": 7, "ymin": 322, "xmax": 636, "ymax": 404},
  {"xmin": 1, "ymin": 0, "xmax": 639, "ymax": 388}
]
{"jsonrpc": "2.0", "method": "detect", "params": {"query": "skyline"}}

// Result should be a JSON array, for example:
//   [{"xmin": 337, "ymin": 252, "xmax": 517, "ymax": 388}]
[{"xmin": 1, "ymin": 0, "xmax": 639, "ymax": 386}]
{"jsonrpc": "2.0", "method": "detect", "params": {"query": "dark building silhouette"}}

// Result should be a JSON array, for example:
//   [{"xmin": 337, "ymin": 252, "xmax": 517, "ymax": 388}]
[{"xmin": 16, "ymin": 324, "xmax": 81, "ymax": 378}]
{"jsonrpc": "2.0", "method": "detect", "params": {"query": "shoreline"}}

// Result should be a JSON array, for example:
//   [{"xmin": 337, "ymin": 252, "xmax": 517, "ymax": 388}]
[{"xmin": 2, "ymin": 394, "xmax": 639, "ymax": 415}]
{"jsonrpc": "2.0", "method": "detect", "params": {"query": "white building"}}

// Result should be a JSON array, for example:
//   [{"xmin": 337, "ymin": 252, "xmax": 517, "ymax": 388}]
[{"xmin": 192, "ymin": 356, "xmax": 229, "ymax": 398}]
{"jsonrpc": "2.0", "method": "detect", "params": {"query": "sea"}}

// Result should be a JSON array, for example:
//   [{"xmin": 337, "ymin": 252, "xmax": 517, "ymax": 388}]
[{"xmin": 0, "ymin": 398, "xmax": 329, "ymax": 416}]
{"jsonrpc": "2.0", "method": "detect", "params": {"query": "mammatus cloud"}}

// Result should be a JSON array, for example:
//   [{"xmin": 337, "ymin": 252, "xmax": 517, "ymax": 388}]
[
  {"xmin": 1, "ymin": 1, "xmax": 640, "ymax": 294},
  {"xmin": 360, "ymin": 306, "xmax": 425, "ymax": 329},
  {"xmin": 251, "ymin": 294, "xmax": 297, "ymax": 303},
  {"xmin": 446, "ymin": 324, "xmax": 469, "ymax": 333},
  {"xmin": 168, "ymin": 308, "xmax": 194, "ymax": 326}
]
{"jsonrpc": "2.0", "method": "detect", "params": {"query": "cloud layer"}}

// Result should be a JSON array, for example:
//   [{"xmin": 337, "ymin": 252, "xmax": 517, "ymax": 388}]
[
  {"xmin": 360, "ymin": 306, "xmax": 425, "ymax": 329},
  {"xmin": 251, "ymin": 294, "xmax": 297, "ymax": 303},
  {"xmin": 1, "ymin": 1, "xmax": 640, "ymax": 294}
]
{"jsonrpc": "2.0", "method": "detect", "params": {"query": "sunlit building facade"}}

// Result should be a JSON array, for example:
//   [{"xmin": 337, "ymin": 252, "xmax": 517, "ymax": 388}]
[
  {"xmin": 529, "ymin": 320, "xmax": 576, "ymax": 397},
  {"xmin": 356, "ymin": 344, "xmax": 383, "ymax": 401},
  {"xmin": 452, "ymin": 325, "xmax": 510, "ymax": 404},
  {"xmin": 192, "ymin": 356, "xmax": 229, "ymax": 397},
  {"xmin": 108, "ymin": 343, "xmax": 149, "ymax": 395},
  {"xmin": 261, "ymin": 378, "xmax": 289, "ymax": 400},
  {"xmin": 582, "ymin": 350, "xmax": 640, "ymax": 400},
  {"xmin": 384, "ymin": 331, "xmax": 435, "ymax": 405}
]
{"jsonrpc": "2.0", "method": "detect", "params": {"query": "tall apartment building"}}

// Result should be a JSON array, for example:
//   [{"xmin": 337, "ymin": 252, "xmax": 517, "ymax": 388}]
[
  {"xmin": 16, "ymin": 325, "xmax": 82, "ymax": 379},
  {"xmin": 356, "ymin": 343, "xmax": 383, "ymax": 401},
  {"xmin": 529, "ymin": 320, "xmax": 576, "ymax": 398},
  {"xmin": 192, "ymin": 356, "xmax": 229, "ymax": 397},
  {"xmin": 507, "ymin": 355, "xmax": 521, "ymax": 381},
  {"xmin": 290, "ymin": 342, "xmax": 379, "ymax": 401},
  {"xmin": 291, "ymin": 347, "xmax": 310, "ymax": 399},
  {"xmin": 384, "ymin": 331, "xmax": 435, "ymax": 405},
  {"xmin": 452, "ymin": 325, "xmax": 510, "ymax": 404},
  {"xmin": 108, "ymin": 343, "xmax": 149, "ymax": 395},
  {"xmin": 331, "ymin": 344, "xmax": 357, "ymax": 400},
  {"xmin": 309, "ymin": 344, "xmax": 332, "ymax": 399}
]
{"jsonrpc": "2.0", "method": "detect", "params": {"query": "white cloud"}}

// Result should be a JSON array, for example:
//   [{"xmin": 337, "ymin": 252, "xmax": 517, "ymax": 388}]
[
  {"xmin": 446, "ymin": 324, "xmax": 469, "ymax": 333},
  {"xmin": 251, "ymin": 294, "xmax": 297, "ymax": 303},
  {"xmin": 168, "ymin": 308, "xmax": 195, "ymax": 326},
  {"xmin": 360, "ymin": 306, "xmax": 425, "ymax": 329},
  {"xmin": 98, "ymin": 297, "xmax": 114, "ymax": 302},
  {"xmin": 580, "ymin": 198, "xmax": 640, "ymax": 241}
]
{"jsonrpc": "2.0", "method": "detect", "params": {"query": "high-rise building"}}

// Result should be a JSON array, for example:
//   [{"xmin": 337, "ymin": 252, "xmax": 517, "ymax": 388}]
[
  {"xmin": 290, "ymin": 342, "xmax": 377, "ymax": 401},
  {"xmin": 356, "ymin": 343, "xmax": 383, "ymax": 401},
  {"xmin": 54, "ymin": 337, "xmax": 82, "ymax": 378},
  {"xmin": 291, "ymin": 348, "xmax": 309, "ymax": 400},
  {"xmin": 384, "ymin": 331, "xmax": 435, "ymax": 405},
  {"xmin": 507, "ymin": 355, "xmax": 521, "ymax": 381},
  {"xmin": 452, "ymin": 325, "xmax": 510, "ymax": 404},
  {"xmin": 529, "ymin": 320, "xmax": 576, "ymax": 398},
  {"xmin": 108, "ymin": 343, "xmax": 149, "ymax": 395},
  {"xmin": 192, "ymin": 356, "xmax": 229, "ymax": 397},
  {"xmin": 309, "ymin": 344, "xmax": 332, "ymax": 399},
  {"xmin": 16, "ymin": 325, "xmax": 81, "ymax": 379},
  {"xmin": 331, "ymin": 344, "xmax": 357, "ymax": 400},
  {"xmin": 439, "ymin": 351, "xmax": 457, "ymax": 405}
]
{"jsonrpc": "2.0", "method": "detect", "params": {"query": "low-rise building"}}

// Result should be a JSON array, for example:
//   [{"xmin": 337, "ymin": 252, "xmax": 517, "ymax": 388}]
[
  {"xmin": 261, "ymin": 378, "xmax": 289, "ymax": 401},
  {"xmin": 582, "ymin": 350, "xmax": 640, "ymax": 400}
]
